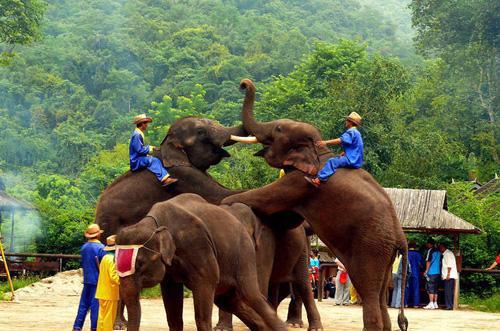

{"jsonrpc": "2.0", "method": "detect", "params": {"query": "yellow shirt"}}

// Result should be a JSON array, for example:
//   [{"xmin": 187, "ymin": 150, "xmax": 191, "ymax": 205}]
[
  {"xmin": 392, "ymin": 254, "xmax": 402, "ymax": 274},
  {"xmin": 95, "ymin": 254, "xmax": 120, "ymax": 301}
]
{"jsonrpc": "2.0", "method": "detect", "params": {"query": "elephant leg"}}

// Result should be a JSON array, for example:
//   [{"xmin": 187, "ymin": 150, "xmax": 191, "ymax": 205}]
[
  {"xmin": 192, "ymin": 285, "xmax": 216, "ymax": 331},
  {"xmin": 349, "ymin": 260, "xmax": 386, "ymax": 331},
  {"xmin": 215, "ymin": 294, "xmax": 267, "ymax": 331},
  {"xmin": 268, "ymin": 283, "xmax": 281, "ymax": 309},
  {"xmin": 214, "ymin": 310, "xmax": 233, "ymax": 331},
  {"xmin": 239, "ymin": 284, "xmax": 287, "ymax": 331},
  {"xmin": 160, "ymin": 278, "xmax": 184, "ymax": 331},
  {"xmin": 113, "ymin": 300, "xmax": 127, "ymax": 330},
  {"xmin": 379, "ymin": 266, "xmax": 392, "ymax": 331},
  {"xmin": 286, "ymin": 291, "xmax": 304, "ymax": 328},
  {"xmin": 292, "ymin": 279, "xmax": 322, "ymax": 330},
  {"xmin": 120, "ymin": 282, "xmax": 142, "ymax": 331}
]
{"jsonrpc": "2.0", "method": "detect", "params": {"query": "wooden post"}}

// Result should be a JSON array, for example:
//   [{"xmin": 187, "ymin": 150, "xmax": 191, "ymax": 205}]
[
  {"xmin": 318, "ymin": 267, "xmax": 324, "ymax": 302},
  {"xmin": 453, "ymin": 234, "xmax": 460, "ymax": 309},
  {"xmin": 9, "ymin": 210, "xmax": 14, "ymax": 252}
]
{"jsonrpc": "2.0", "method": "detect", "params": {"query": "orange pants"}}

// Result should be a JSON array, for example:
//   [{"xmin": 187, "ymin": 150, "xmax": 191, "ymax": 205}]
[{"xmin": 97, "ymin": 300, "xmax": 118, "ymax": 331}]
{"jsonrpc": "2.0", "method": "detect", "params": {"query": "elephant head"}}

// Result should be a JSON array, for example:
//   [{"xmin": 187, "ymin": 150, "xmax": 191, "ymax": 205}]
[
  {"xmin": 238, "ymin": 79, "xmax": 323, "ymax": 176},
  {"xmin": 116, "ymin": 218, "xmax": 176, "ymax": 331},
  {"xmin": 160, "ymin": 117, "xmax": 247, "ymax": 172}
]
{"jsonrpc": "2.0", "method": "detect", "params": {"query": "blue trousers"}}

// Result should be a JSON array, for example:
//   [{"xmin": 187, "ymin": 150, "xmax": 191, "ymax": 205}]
[
  {"xmin": 135, "ymin": 156, "xmax": 168, "ymax": 182},
  {"xmin": 405, "ymin": 276, "xmax": 421, "ymax": 307},
  {"xmin": 73, "ymin": 284, "xmax": 99, "ymax": 330},
  {"xmin": 391, "ymin": 273, "xmax": 402, "ymax": 308},
  {"xmin": 317, "ymin": 156, "xmax": 351, "ymax": 181}
]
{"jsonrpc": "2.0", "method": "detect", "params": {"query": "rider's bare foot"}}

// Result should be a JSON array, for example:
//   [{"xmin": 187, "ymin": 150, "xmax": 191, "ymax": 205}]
[
  {"xmin": 162, "ymin": 177, "xmax": 178, "ymax": 186},
  {"xmin": 304, "ymin": 176, "xmax": 321, "ymax": 188}
]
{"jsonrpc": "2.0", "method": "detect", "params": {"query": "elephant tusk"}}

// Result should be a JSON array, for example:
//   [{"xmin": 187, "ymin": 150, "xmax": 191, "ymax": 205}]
[{"xmin": 230, "ymin": 135, "xmax": 259, "ymax": 144}]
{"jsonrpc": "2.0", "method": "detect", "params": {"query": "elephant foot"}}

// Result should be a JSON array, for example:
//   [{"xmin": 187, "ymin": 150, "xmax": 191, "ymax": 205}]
[
  {"xmin": 286, "ymin": 318, "xmax": 304, "ymax": 328},
  {"xmin": 113, "ymin": 317, "xmax": 128, "ymax": 330},
  {"xmin": 214, "ymin": 323, "xmax": 233, "ymax": 331}
]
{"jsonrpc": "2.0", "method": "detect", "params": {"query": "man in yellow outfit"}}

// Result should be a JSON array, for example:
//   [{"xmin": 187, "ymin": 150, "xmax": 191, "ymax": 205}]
[{"xmin": 95, "ymin": 235, "xmax": 120, "ymax": 331}]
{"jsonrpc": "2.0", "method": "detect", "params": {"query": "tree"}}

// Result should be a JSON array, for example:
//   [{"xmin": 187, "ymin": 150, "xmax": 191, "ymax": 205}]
[
  {"xmin": 410, "ymin": 0, "xmax": 499, "ymax": 163},
  {"xmin": 0, "ymin": 0, "xmax": 46, "ymax": 64}
]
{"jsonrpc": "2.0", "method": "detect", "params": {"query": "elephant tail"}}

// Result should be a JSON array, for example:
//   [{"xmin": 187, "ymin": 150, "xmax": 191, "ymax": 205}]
[{"xmin": 397, "ymin": 241, "xmax": 409, "ymax": 331}]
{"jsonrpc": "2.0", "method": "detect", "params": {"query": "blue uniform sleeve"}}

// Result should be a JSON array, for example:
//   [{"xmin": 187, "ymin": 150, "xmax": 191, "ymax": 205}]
[
  {"xmin": 340, "ymin": 130, "xmax": 354, "ymax": 146},
  {"xmin": 131, "ymin": 134, "xmax": 151, "ymax": 156}
]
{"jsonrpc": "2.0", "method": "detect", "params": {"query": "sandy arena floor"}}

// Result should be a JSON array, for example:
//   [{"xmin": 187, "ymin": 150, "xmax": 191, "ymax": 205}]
[{"xmin": 0, "ymin": 270, "xmax": 498, "ymax": 331}]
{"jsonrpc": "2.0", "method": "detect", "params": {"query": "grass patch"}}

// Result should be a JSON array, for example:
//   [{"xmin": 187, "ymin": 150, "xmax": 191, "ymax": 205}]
[
  {"xmin": 140, "ymin": 285, "xmax": 191, "ymax": 299},
  {"xmin": 461, "ymin": 291, "xmax": 500, "ymax": 313},
  {"xmin": 0, "ymin": 276, "xmax": 41, "ymax": 300}
]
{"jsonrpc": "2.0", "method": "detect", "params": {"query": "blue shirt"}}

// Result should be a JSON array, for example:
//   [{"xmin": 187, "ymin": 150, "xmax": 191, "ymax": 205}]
[
  {"xmin": 426, "ymin": 247, "xmax": 441, "ymax": 276},
  {"xmin": 80, "ymin": 240, "xmax": 105, "ymax": 285},
  {"xmin": 310, "ymin": 257, "xmax": 320, "ymax": 268},
  {"xmin": 408, "ymin": 249, "xmax": 424, "ymax": 277},
  {"xmin": 129, "ymin": 128, "xmax": 152, "ymax": 171},
  {"xmin": 340, "ymin": 127, "xmax": 364, "ymax": 168}
]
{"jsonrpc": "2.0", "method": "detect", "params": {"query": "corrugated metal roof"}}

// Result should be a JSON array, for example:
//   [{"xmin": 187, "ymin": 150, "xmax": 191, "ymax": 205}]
[
  {"xmin": 0, "ymin": 192, "xmax": 34, "ymax": 210},
  {"xmin": 384, "ymin": 188, "xmax": 480, "ymax": 234},
  {"xmin": 474, "ymin": 177, "xmax": 500, "ymax": 196}
]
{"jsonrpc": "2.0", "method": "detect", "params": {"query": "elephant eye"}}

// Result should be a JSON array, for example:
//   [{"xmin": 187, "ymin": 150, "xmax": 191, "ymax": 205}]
[
  {"xmin": 197, "ymin": 128, "xmax": 205, "ymax": 135},
  {"xmin": 275, "ymin": 125, "xmax": 282, "ymax": 133}
]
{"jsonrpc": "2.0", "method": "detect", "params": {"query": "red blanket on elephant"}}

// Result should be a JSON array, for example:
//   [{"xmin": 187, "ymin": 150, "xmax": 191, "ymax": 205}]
[{"xmin": 115, "ymin": 245, "xmax": 142, "ymax": 277}]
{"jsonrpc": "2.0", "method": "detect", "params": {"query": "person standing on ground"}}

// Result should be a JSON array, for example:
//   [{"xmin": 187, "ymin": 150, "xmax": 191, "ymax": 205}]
[
  {"xmin": 130, "ymin": 114, "xmax": 177, "ymax": 186},
  {"xmin": 390, "ymin": 253, "xmax": 403, "ymax": 308},
  {"xmin": 439, "ymin": 243, "xmax": 458, "ymax": 310},
  {"xmin": 334, "ymin": 257, "xmax": 350, "ymax": 305},
  {"xmin": 423, "ymin": 238, "xmax": 441, "ymax": 309},
  {"xmin": 96, "ymin": 235, "xmax": 120, "ymax": 330},
  {"xmin": 406, "ymin": 241, "xmax": 424, "ymax": 307},
  {"xmin": 73, "ymin": 224, "xmax": 105, "ymax": 331}
]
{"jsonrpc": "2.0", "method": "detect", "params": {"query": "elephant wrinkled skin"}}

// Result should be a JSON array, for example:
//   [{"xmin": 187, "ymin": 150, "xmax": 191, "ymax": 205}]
[
  {"xmin": 222, "ymin": 79, "xmax": 409, "ymax": 331},
  {"xmin": 117, "ymin": 193, "xmax": 287, "ymax": 331}
]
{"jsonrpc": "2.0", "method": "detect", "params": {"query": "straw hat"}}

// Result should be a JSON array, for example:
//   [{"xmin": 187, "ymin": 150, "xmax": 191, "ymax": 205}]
[
  {"xmin": 84, "ymin": 223, "xmax": 104, "ymax": 239},
  {"xmin": 346, "ymin": 112, "xmax": 362, "ymax": 126},
  {"xmin": 133, "ymin": 113, "xmax": 153, "ymax": 125},
  {"xmin": 104, "ymin": 235, "xmax": 117, "ymax": 251}
]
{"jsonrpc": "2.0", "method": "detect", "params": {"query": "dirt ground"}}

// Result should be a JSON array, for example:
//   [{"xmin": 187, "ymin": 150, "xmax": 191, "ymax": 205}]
[{"xmin": 0, "ymin": 271, "xmax": 498, "ymax": 331}]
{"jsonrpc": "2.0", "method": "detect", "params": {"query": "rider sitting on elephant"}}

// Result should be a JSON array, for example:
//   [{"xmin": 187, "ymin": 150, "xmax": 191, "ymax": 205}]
[
  {"xmin": 130, "ymin": 114, "xmax": 177, "ymax": 186},
  {"xmin": 305, "ymin": 112, "xmax": 364, "ymax": 187}
]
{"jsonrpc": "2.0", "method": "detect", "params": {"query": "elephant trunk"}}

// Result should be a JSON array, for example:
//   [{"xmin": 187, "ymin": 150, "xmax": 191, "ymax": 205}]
[
  {"xmin": 223, "ymin": 124, "xmax": 248, "ymax": 146},
  {"xmin": 240, "ymin": 79, "xmax": 272, "ymax": 142}
]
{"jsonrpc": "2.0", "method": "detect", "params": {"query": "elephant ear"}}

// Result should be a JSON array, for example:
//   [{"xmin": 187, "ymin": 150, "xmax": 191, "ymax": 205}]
[
  {"xmin": 282, "ymin": 144, "xmax": 320, "ymax": 176},
  {"xmin": 157, "ymin": 227, "xmax": 176, "ymax": 266},
  {"xmin": 160, "ymin": 134, "xmax": 191, "ymax": 168}
]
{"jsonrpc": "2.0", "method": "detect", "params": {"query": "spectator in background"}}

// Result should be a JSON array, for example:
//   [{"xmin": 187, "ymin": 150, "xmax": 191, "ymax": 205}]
[
  {"xmin": 350, "ymin": 284, "xmax": 361, "ymax": 304},
  {"xmin": 423, "ymin": 238, "xmax": 441, "ymax": 309},
  {"xmin": 406, "ymin": 241, "xmax": 424, "ymax": 307},
  {"xmin": 324, "ymin": 276, "xmax": 335, "ymax": 299},
  {"xmin": 485, "ymin": 254, "xmax": 500, "ymax": 270},
  {"xmin": 96, "ymin": 235, "xmax": 120, "ymax": 331},
  {"xmin": 439, "ymin": 243, "xmax": 458, "ymax": 310},
  {"xmin": 334, "ymin": 257, "xmax": 350, "ymax": 305},
  {"xmin": 309, "ymin": 250, "xmax": 320, "ymax": 292},
  {"xmin": 73, "ymin": 224, "xmax": 105, "ymax": 331},
  {"xmin": 390, "ymin": 253, "xmax": 403, "ymax": 308}
]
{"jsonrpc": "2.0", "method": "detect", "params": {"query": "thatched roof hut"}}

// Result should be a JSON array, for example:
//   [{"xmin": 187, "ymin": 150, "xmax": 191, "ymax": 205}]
[{"xmin": 384, "ymin": 188, "xmax": 480, "ymax": 234}]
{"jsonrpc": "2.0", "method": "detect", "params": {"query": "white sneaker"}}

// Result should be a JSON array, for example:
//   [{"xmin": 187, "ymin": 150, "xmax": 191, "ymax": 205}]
[
  {"xmin": 423, "ymin": 303, "xmax": 435, "ymax": 309},
  {"xmin": 433, "ymin": 302, "xmax": 439, "ymax": 309}
]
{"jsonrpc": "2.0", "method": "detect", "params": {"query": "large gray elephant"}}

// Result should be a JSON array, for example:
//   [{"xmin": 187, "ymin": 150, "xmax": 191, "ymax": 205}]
[
  {"xmin": 117, "ymin": 193, "xmax": 287, "ymax": 331},
  {"xmin": 222, "ymin": 79, "xmax": 409, "ymax": 331},
  {"xmin": 95, "ymin": 116, "xmax": 321, "ymax": 329}
]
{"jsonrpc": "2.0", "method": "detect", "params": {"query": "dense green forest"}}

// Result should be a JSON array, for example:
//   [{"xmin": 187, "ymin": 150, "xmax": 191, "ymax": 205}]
[{"xmin": 0, "ymin": 0, "xmax": 497, "ymax": 296}]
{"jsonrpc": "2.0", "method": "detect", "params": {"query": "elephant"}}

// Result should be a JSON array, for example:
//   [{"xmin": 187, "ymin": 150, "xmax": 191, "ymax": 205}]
[
  {"xmin": 222, "ymin": 79, "xmax": 409, "ymax": 331},
  {"xmin": 94, "ymin": 116, "xmax": 322, "ymax": 329},
  {"xmin": 116, "ymin": 193, "xmax": 287, "ymax": 331}
]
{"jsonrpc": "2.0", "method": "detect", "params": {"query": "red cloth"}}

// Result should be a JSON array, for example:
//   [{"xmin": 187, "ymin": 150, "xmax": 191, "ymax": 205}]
[
  {"xmin": 496, "ymin": 254, "xmax": 500, "ymax": 264},
  {"xmin": 115, "ymin": 246, "xmax": 141, "ymax": 277},
  {"xmin": 339, "ymin": 271, "xmax": 348, "ymax": 284}
]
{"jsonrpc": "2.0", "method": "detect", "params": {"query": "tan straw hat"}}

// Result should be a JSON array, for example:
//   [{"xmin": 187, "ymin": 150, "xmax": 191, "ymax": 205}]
[
  {"xmin": 347, "ymin": 112, "xmax": 362, "ymax": 126},
  {"xmin": 84, "ymin": 223, "xmax": 104, "ymax": 239},
  {"xmin": 104, "ymin": 235, "xmax": 117, "ymax": 251},
  {"xmin": 133, "ymin": 113, "xmax": 153, "ymax": 125}
]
